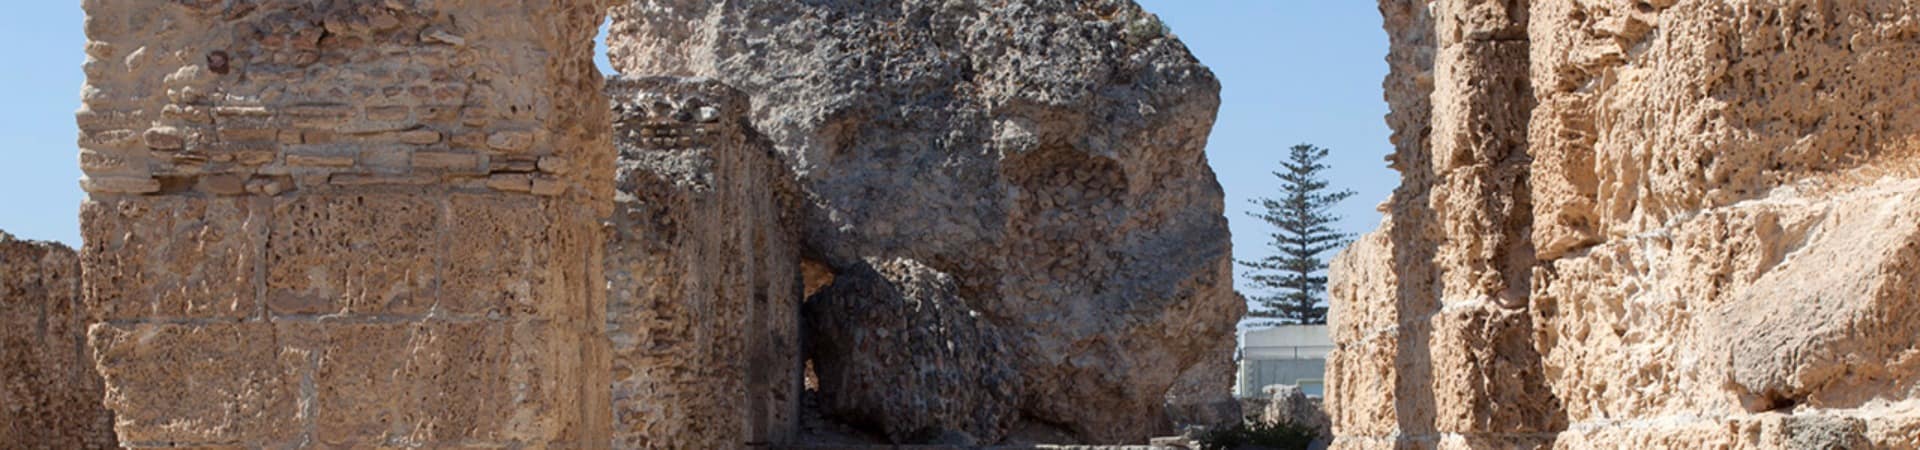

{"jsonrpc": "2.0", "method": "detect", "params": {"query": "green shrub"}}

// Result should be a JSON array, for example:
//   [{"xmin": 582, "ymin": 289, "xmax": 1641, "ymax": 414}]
[{"xmin": 1195, "ymin": 421, "xmax": 1319, "ymax": 450}]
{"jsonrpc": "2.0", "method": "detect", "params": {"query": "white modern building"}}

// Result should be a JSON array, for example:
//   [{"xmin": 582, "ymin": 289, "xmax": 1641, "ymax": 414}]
[{"xmin": 1235, "ymin": 324, "xmax": 1332, "ymax": 398}]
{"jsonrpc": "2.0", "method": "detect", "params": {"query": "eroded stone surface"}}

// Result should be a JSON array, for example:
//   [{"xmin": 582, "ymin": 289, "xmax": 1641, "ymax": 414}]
[
  {"xmin": 607, "ymin": 0, "xmax": 1241, "ymax": 443},
  {"xmin": 605, "ymin": 76, "xmax": 805, "ymax": 448},
  {"xmin": 1261, "ymin": 385, "xmax": 1330, "ymax": 441},
  {"xmin": 1332, "ymin": 0, "xmax": 1920, "ymax": 448},
  {"xmin": 0, "ymin": 233, "xmax": 115, "ymax": 448},
  {"xmin": 805, "ymin": 258, "xmax": 1023, "ymax": 444},
  {"xmin": 77, "ymin": 1, "xmax": 615, "ymax": 447}
]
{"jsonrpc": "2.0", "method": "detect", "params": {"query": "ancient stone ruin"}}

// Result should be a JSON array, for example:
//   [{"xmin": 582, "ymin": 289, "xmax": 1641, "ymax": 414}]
[
  {"xmin": 1328, "ymin": 1, "xmax": 1920, "ymax": 449},
  {"xmin": 1, "ymin": 233, "xmax": 115, "ymax": 448},
  {"xmin": 29, "ymin": 0, "xmax": 1920, "ymax": 448},
  {"xmin": 604, "ymin": 76, "xmax": 804, "ymax": 448},
  {"xmin": 6, "ymin": 0, "xmax": 1241, "ymax": 448},
  {"xmin": 607, "ymin": 0, "xmax": 1242, "ymax": 443},
  {"xmin": 76, "ymin": 1, "xmax": 614, "ymax": 446}
]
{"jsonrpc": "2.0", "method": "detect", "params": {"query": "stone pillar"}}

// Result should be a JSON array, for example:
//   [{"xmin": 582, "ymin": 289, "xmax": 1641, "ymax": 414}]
[
  {"xmin": 604, "ymin": 76, "xmax": 803, "ymax": 448},
  {"xmin": 1331, "ymin": 1, "xmax": 1561, "ymax": 449},
  {"xmin": 1326, "ymin": 1, "xmax": 1441, "ymax": 447},
  {"xmin": 1421, "ymin": 0, "xmax": 1562, "ymax": 445},
  {"xmin": 76, "ymin": 1, "xmax": 611, "ymax": 447},
  {"xmin": 0, "ymin": 233, "xmax": 116, "ymax": 448}
]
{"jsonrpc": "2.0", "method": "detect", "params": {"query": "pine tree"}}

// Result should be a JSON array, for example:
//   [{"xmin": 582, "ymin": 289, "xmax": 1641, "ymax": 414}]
[{"xmin": 1240, "ymin": 143, "xmax": 1355, "ymax": 325}]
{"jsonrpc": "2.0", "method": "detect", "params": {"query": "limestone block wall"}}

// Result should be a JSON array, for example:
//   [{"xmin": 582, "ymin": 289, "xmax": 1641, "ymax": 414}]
[
  {"xmin": 605, "ymin": 76, "xmax": 804, "ymax": 448},
  {"xmin": 1331, "ymin": 1, "xmax": 1920, "ymax": 449},
  {"xmin": 1, "ymin": 232, "xmax": 115, "ymax": 449},
  {"xmin": 75, "ymin": 1, "xmax": 613, "ymax": 447}
]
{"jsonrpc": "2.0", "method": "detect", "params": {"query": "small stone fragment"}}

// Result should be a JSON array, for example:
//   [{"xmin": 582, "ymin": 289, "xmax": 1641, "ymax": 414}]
[
  {"xmin": 143, "ymin": 127, "xmax": 185, "ymax": 150},
  {"xmin": 196, "ymin": 174, "xmax": 246, "ymax": 195},
  {"xmin": 537, "ymin": 156, "xmax": 569, "ymax": 174},
  {"xmin": 244, "ymin": 177, "xmax": 288, "ymax": 196},
  {"xmin": 412, "ymin": 151, "xmax": 480, "ymax": 170},
  {"xmin": 530, "ymin": 177, "xmax": 565, "ymax": 196},
  {"xmin": 421, "ymin": 28, "xmax": 466, "ymax": 46},
  {"xmin": 399, "ymin": 129, "xmax": 442, "ymax": 145},
  {"xmin": 285, "ymin": 154, "xmax": 355, "ymax": 168},
  {"xmin": 80, "ymin": 176, "xmax": 161, "ymax": 194},
  {"xmin": 486, "ymin": 173, "xmax": 531, "ymax": 192},
  {"xmin": 487, "ymin": 131, "xmax": 535, "ymax": 152}
]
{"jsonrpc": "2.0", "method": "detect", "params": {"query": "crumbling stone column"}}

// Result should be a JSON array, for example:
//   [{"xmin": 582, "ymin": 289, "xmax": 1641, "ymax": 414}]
[
  {"xmin": 0, "ymin": 233, "xmax": 116, "ymax": 448},
  {"xmin": 604, "ymin": 76, "xmax": 804, "ymax": 448},
  {"xmin": 1329, "ymin": 1, "xmax": 1561, "ymax": 448},
  {"xmin": 76, "ymin": 1, "xmax": 612, "ymax": 447},
  {"xmin": 1420, "ymin": 0, "xmax": 1562, "ymax": 444}
]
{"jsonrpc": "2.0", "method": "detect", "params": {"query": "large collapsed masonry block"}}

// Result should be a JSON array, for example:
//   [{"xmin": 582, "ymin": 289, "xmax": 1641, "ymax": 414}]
[
  {"xmin": 0, "ymin": 233, "xmax": 116, "ymax": 448},
  {"xmin": 77, "ymin": 1, "xmax": 613, "ymax": 447},
  {"xmin": 604, "ymin": 76, "xmax": 804, "ymax": 448},
  {"xmin": 607, "ymin": 1, "xmax": 1243, "ymax": 442}
]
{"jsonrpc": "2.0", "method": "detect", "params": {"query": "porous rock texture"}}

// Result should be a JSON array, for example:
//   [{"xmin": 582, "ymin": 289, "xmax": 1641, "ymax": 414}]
[
  {"xmin": 605, "ymin": 76, "xmax": 805, "ymax": 448},
  {"xmin": 607, "ymin": 0, "xmax": 1242, "ymax": 443},
  {"xmin": 77, "ymin": 1, "xmax": 616, "ymax": 447},
  {"xmin": 1262, "ymin": 384, "xmax": 1331, "ymax": 442},
  {"xmin": 1329, "ymin": 1, "xmax": 1920, "ymax": 449},
  {"xmin": 0, "ymin": 232, "xmax": 115, "ymax": 448},
  {"xmin": 804, "ymin": 257, "xmax": 1022, "ymax": 445}
]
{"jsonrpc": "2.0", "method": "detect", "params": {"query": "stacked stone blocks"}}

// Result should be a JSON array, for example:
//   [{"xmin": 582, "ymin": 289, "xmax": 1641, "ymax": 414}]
[
  {"xmin": 604, "ymin": 76, "xmax": 805, "ymax": 448},
  {"xmin": 76, "ymin": 1, "xmax": 613, "ymax": 447}
]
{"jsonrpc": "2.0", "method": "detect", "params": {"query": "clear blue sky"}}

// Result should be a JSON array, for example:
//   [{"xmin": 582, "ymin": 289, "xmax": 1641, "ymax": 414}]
[{"xmin": 1, "ymin": 3, "xmax": 1394, "ymax": 298}]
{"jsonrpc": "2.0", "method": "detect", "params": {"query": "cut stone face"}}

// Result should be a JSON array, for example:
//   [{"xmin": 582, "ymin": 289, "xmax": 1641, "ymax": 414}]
[
  {"xmin": 82, "ymin": 197, "xmax": 267, "ymax": 321},
  {"xmin": 443, "ymin": 194, "xmax": 552, "ymax": 318},
  {"xmin": 89, "ymin": 323, "xmax": 300, "ymax": 446},
  {"xmin": 267, "ymin": 194, "xmax": 439, "ymax": 317},
  {"xmin": 77, "ymin": 0, "xmax": 615, "ymax": 447}
]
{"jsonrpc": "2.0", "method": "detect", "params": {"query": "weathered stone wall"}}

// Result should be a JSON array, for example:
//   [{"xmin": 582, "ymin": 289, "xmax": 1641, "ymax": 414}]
[
  {"xmin": 605, "ymin": 76, "xmax": 804, "ymax": 448},
  {"xmin": 606, "ymin": 1, "xmax": 1242, "ymax": 443},
  {"xmin": 1, "ymin": 232, "xmax": 115, "ymax": 449},
  {"xmin": 1332, "ymin": 1, "xmax": 1920, "ymax": 448},
  {"xmin": 76, "ymin": 1, "xmax": 613, "ymax": 447}
]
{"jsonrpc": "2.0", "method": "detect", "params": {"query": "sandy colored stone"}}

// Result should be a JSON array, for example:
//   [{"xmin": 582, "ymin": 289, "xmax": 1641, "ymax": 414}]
[
  {"xmin": 487, "ymin": 173, "xmax": 533, "ymax": 192},
  {"xmin": 443, "ymin": 194, "xmax": 551, "ymax": 318},
  {"xmin": 89, "ymin": 322, "xmax": 299, "ymax": 446},
  {"xmin": 78, "ymin": 175, "xmax": 160, "ymax": 194},
  {"xmin": 266, "ymin": 194, "xmax": 438, "ymax": 316},
  {"xmin": 487, "ymin": 130, "xmax": 535, "ymax": 152},
  {"xmin": 81, "ymin": 198, "xmax": 266, "ymax": 321},
  {"xmin": 77, "ymin": 1, "xmax": 615, "ymax": 447},
  {"xmin": 1332, "ymin": 1, "xmax": 1920, "ymax": 448},
  {"xmin": 398, "ymin": 129, "xmax": 442, "ymax": 145},
  {"xmin": 608, "ymin": 1, "xmax": 1241, "ymax": 443},
  {"xmin": 604, "ymin": 76, "xmax": 805, "ymax": 448},
  {"xmin": 1261, "ymin": 385, "xmax": 1330, "ymax": 441},
  {"xmin": 411, "ymin": 151, "xmax": 481, "ymax": 170},
  {"xmin": 0, "ymin": 232, "xmax": 115, "ymax": 449}
]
